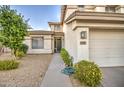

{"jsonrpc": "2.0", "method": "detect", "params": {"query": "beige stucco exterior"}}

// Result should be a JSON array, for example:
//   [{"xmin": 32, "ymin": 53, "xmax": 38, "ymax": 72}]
[
  {"xmin": 62, "ymin": 5, "xmax": 124, "ymax": 66},
  {"xmin": 3, "ymin": 5, "xmax": 124, "ymax": 67},
  {"xmin": 24, "ymin": 35, "xmax": 53, "ymax": 54},
  {"xmin": 95, "ymin": 6, "xmax": 105, "ymax": 12},
  {"xmin": 63, "ymin": 23, "xmax": 78, "ymax": 62},
  {"xmin": 23, "ymin": 5, "xmax": 124, "ymax": 66},
  {"xmin": 75, "ymin": 27, "xmax": 89, "ymax": 62}
]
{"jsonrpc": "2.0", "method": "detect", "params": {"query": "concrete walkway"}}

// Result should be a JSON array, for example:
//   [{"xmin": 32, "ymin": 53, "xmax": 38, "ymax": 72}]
[
  {"xmin": 101, "ymin": 67, "xmax": 124, "ymax": 87},
  {"xmin": 41, "ymin": 53, "xmax": 72, "ymax": 87}
]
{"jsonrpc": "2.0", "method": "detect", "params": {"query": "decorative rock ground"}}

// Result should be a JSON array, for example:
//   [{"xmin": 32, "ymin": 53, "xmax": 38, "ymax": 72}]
[{"xmin": 0, "ymin": 53, "xmax": 52, "ymax": 87}]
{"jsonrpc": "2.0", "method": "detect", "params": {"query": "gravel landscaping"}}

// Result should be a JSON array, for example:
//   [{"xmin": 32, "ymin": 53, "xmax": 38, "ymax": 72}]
[
  {"xmin": 70, "ymin": 75, "xmax": 85, "ymax": 87},
  {"xmin": 0, "ymin": 53, "xmax": 52, "ymax": 87}
]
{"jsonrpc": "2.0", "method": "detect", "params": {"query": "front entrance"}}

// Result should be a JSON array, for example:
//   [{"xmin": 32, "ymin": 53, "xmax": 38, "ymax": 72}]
[{"xmin": 54, "ymin": 37, "xmax": 62, "ymax": 53}]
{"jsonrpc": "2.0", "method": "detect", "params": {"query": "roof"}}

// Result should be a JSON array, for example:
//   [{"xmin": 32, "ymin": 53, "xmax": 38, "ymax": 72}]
[
  {"xmin": 48, "ymin": 22, "xmax": 62, "ymax": 28},
  {"xmin": 61, "ymin": 5, "xmax": 67, "ymax": 23},
  {"xmin": 54, "ymin": 32, "xmax": 64, "ymax": 36},
  {"xmin": 28, "ymin": 30, "xmax": 64, "ymax": 36},
  {"xmin": 48, "ymin": 22, "xmax": 61, "ymax": 25},
  {"xmin": 65, "ymin": 11, "xmax": 124, "ymax": 23},
  {"xmin": 28, "ymin": 30, "xmax": 53, "ymax": 35}
]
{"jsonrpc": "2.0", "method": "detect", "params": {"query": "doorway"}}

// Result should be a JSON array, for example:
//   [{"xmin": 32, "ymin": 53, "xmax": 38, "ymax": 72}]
[{"xmin": 54, "ymin": 37, "xmax": 62, "ymax": 53}]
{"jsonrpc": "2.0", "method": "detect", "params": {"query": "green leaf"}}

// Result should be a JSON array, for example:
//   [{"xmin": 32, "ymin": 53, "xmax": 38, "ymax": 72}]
[{"xmin": 0, "ymin": 5, "xmax": 29, "ymax": 57}]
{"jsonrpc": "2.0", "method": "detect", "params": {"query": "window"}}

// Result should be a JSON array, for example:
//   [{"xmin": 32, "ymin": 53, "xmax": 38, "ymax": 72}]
[
  {"xmin": 78, "ymin": 5, "xmax": 84, "ymax": 8},
  {"xmin": 105, "ymin": 6, "xmax": 116, "ymax": 13},
  {"xmin": 54, "ymin": 25, "xmax": 61, "ymax": 31},
  {"xmin": 32, "ymin": 37, "xmax": 44, "ymax": 49}
]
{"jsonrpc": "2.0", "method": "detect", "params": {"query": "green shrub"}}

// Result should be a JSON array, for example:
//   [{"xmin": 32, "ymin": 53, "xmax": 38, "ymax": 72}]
[
  {"xmin": 74, "ymin": 60, "xmax": 102, "ymax": 87},
  {"xmin": 18, "ymin": 44, "xmax": 28, "ymax": 54},
  {"xmin": 60, "ymin": 48, "xmax": 73, "ymax": 66},
  {"xmin": 0, "ymin": 42, "xmax": 2, "ymax": 47},
  {"xmin": 0, "ymin": 60, "xmax": 20, "ymax": 70},
  {"xmin": 15, "ymin": 50, "xmax": 25, "ymax": 58},
  {"xmin": 15, "ymin": 44, "xmax": 28, "ymax": 58}
]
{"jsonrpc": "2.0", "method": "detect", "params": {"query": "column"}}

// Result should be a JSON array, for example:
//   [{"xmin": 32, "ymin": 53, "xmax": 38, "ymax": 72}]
[{"xmin": 75, "ymin": 27, "xmax": 89, "ymax": 63}]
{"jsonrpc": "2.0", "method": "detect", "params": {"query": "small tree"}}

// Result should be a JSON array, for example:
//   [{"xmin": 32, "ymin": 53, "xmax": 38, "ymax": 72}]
[{"xmin": 0, "ymin": 5, "xmax": 29, "ymax": 57}]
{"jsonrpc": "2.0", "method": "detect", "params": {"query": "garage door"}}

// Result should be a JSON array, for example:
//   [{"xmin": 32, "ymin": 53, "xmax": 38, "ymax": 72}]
[{"xmin": 89, "ymin": 29, "xmax": 124, "ymax": 67}]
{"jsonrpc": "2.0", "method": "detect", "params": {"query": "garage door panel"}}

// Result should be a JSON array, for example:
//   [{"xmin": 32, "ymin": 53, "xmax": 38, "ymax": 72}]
[
  {"xmin": 90, "ymin": 30, "xmax": 124, "ymax": 67},
  {"xmin": 90, "ymin": 40, "xmax": 124, "ymax": 48},
  {"xmin": 90, "ymin": 49, "xmax": 124, "ymax": 55},
  {"xmin": 91, "ymin": 58, "xmax": 124, "ymax": 62},
  {"xmin": 93, "ymin": 58, "xmax": 124, "ymax": 66},
  {"xmin": 90, "ymin": 55, "xmax": 124, "ymax": 59},
  {"xmin": 90, "ymin": 46, "xmax": 124, "ymax": 49},
  {"xmin": 90, "ymin": 31, "xmax": 124, "ymax": 39},
  {"xmin": 90, "ymin": 55, "xmax": 124, "ymax": 58}
]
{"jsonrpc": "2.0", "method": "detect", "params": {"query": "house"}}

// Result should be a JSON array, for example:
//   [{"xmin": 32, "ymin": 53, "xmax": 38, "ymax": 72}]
[
  {"xmin": 5, "ymin": 5, "xmax": 124, "ymax": 67},
  {"xmin": 61, "ymin": 5, "xmax": 124, "ymax": 67},
  {"xmin": 24, "ymin": 22, "xmax": 64, "ymax": 54},
  {"xmin": 4, "ymin": 22, "xmax": 64, "ymax": 54}
]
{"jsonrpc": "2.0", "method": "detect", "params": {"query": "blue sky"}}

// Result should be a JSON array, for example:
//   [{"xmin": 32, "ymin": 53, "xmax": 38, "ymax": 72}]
[{"xmin": 10, "ymin": 5, "xmax": 61, "ymax": 30}]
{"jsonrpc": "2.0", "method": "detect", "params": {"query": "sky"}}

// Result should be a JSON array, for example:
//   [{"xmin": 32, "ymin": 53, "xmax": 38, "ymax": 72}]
[{"xmin": 10, "ymin": 5, "xmax": 61, "ymax": 30}]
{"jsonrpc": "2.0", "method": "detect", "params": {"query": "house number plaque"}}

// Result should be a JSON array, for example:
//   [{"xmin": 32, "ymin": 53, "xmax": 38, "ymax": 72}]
[{"xmin": 80, "ymin": 41, "xmax": 86, "ymax": 45}]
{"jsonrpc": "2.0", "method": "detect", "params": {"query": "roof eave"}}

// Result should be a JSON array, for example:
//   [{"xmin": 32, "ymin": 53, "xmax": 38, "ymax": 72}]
[{"xmin": 65, "ymin": 11, "xmax": 124, "ymax": 23}]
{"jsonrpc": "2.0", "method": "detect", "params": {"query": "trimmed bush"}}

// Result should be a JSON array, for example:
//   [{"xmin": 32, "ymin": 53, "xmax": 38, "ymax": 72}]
[
  {"xmin": 16, "ymin": 50, "xmax": 25, "ymax": 58},
  {"xmin": 60, "ymin": 48, "xmax": 73, "ymax": 66},
  {"xmin": 74, "ymin": 60, "xmax": 102, "ymax": 87},
  {"xmin": 18, "ymin": 44, "xmax": 28, "ymax": 54},
  {"xmin": 0, "ymin": 42, "xmax": 2, "ymax": 48},
  {"xmin": 15, "ymin": 44, "xmax": 28, "ymax": 58},
  {"xmin": 0, "ymin": 60, "xmax": 20, "ymax": 70}
]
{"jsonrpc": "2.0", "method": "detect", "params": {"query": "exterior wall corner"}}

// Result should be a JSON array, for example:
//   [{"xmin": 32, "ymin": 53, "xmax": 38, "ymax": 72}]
[{"xmin": 75, "ymin": 27, "xmax": 89, "ymax": 63}]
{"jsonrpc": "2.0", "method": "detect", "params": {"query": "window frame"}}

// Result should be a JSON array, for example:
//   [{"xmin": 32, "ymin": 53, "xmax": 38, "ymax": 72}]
[
  {"xmin": 80, "ymin": 31, "xmax": 87, "ymax": 39},
  {"xmin": 78, "ymin": 5, "xmax": 84, "ymax": 8},
  {"xmin": 105, "ymin": 6, "xmax": 116, "ymax": 13},
  {"xmin": 54, "ymin": 25, "xmax": 61, "ymax": 31},
  {"xmin": 31, "ymin": 37, "xmax": 44, "ymax": 49}
]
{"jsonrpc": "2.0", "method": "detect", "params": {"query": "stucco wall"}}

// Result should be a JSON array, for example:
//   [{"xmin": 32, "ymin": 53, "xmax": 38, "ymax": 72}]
[
  {"xmin": 63, "ymin": 22, "xmax": 90, "ymax": 63},
  {"xmin": 95, "ymin": 6, "xmax": 105, "ymax": 12},
  {"xmin": 3, "ymin": 47, "xmax": 11, "ymax": 53},
  {"xmin": 24, "ymin": 35, "xmax": 53, "ymax": 54},
  {"xmin": 75, "ymin": 27, "xmax": 89, "ymax": 62},
  {"xmin": 64, "ymin": 5, "xmax": 77, "ymax": 20},
  {"xmin": 64, "ymin": 17, "xmax": 124, "ymax": 65},
  {"xmin": 72, "ymin": 20, "xmax": 124, "ymax": 30},
  {"xmin": 63, "ymin": 23, "xmax": 78, "ymax": 63}
]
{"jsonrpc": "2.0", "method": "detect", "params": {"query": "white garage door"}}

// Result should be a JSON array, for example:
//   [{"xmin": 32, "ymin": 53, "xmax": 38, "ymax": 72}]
[{"xmin": 89, "ymin": 29, "xmax": 124, "ymax": 67}]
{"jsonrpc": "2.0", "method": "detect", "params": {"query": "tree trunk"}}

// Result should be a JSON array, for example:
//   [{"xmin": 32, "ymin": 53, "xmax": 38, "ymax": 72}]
[{"xmin": 11, "ymin": 49, "xmax": 16, "ymax": 60}]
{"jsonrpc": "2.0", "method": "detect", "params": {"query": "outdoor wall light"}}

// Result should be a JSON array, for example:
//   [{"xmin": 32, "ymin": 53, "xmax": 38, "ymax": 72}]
[{"xmin": 80, "ymin": 31, "xmax": 87, "ymax": 39}]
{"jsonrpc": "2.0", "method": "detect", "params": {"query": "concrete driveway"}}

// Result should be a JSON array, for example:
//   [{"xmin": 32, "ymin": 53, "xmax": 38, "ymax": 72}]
[{"xmin": 101, "ymin": 67, "xmax": 124, "ymax": 87}]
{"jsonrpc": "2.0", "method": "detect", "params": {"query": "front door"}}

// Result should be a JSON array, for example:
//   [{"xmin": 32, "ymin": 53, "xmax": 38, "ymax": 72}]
[{"xmin": 54, "ymin": 37, "xmax": 62, "ymax": 53}]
